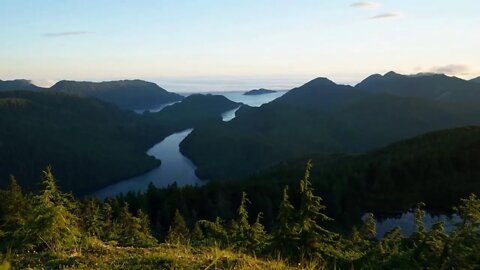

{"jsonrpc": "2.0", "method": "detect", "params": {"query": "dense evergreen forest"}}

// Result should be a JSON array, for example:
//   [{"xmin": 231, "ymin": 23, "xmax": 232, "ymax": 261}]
[
  {"xmin": 0, "ymin": 165, "xmax": 479, "ymax": 269},
  {"xmin": 0, "ymin": 91, "xmax": 239, "ymax": 194}
]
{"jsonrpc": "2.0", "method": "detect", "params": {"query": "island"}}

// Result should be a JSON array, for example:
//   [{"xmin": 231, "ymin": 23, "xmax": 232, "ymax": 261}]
[{"xmin": 243, "ymin": 88, "xmax": 277, "ymax": 96}]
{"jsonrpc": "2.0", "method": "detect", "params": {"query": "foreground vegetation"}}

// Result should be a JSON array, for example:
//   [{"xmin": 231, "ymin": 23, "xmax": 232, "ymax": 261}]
[{"xmin": 1, "ymin": 164, "xmax": 479, "ymax": 269}]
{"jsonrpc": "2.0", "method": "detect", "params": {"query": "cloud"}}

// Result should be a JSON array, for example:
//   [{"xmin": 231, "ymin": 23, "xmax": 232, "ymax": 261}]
[
  {"xmin": 351, "ymin": 1, "xmax": 380, "ymax": 9},
  {"xmin": 428, "ymin": 64, "xmax": 471, "ymax": 76},
  {"xmin": 43, "ymin": 31, "xmax": 91, "ymax": 38},
  {"xmin": 369, "ymin": 12, "xmax": 402, "ymax": 19}
]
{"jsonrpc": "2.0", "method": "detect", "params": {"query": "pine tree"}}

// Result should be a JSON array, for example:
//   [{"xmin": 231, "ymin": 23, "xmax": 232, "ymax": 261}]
[
  {"xmin": 26, "ymin": 167, "xmax": 80, "ymax": 253},
  {"xmin": 443, "ymin": 194, "xmax": 480, "ymax": 269},
  {"xmin": 100, "ymin": 201, "xmax": 119, "ymax": 242},
  {"xmin": 191, "ymin": 221, "xmax": 205, "ymax": 245},
  {"xmin": 82, "ymin": 198, "xmax": 103, "ymax": 238},
  {"xmin": 271, "ymin": 185, "xmax": 299, "ymax": 258},
  {"xmin": 248, "ymin": 212, "xmax": 268, "ymax": 254},
  {"xmin": 297, "ymin": 161, "xmax": 339, "ymax": 261},
  {"xmin": 414, "ymin": 202, "xmax": 426, "ymax": 234},
  {"xmin": 166, "ymin": 209, "xmax": 190, "ymax": 246},
  {"xmin": 0, "ymin": 176, "xmax": 30, "ymax": 250},
  {"xmin": 198, "ymin": 217, "xmax": 229, "ymax": 247},
  {"xmin": 361, "ymin": 213, "xmax": 377, "ymax": 241},
  {"xmin": 116, "ymin": 203, "xmax": 157, "ymax": 247},
  {"xmin": 231, "ymin": 192, "xmax": 251, "ymax": 250}
]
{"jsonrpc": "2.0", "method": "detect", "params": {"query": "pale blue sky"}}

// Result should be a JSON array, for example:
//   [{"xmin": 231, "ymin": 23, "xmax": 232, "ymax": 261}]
[{"xmin": 1, "ymin": 0, "xmax": 479, "ymax": 91}]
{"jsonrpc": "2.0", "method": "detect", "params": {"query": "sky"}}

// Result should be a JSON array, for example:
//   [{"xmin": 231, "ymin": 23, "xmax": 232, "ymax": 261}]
[{"xmin": 0, "ymin": 0, "xmax": 479, "ymax": 92}]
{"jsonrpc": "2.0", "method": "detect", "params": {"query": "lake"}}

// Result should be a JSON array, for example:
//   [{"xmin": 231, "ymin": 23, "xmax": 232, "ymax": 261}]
[
  {"xmin": 370, "ymin": 212, "xmax": 460, "ymax": 238},
  {"xmin": 92, "ymin": 91, "xmax": 286, "ymax": 199}
]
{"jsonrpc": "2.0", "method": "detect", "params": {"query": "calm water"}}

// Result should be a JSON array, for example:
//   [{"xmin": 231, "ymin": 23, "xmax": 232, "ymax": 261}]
[
  {"xmin": 216, "ymin": 91, "xmax": 286, "ymax": 107},
  {"xmin": 93, "ymin": 129, "xmax": 201, "ymax": 199},
  {"xmin": 92, "ymin": 91, "xmax": 286, "ymax": 199},
  {"xmin": 370, "ymin": 212, "xmax": 460, "ymax": 238}
]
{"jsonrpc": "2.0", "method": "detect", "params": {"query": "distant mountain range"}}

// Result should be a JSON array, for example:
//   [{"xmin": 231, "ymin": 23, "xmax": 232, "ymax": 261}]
[
  {"xmin": 0, "ymin": 79, "xmax": 45, "ymax": 92},
  {"xmin": 181, "ymin": 72, "xmax": 480, "ymax": 181},
  {"xmin": 49, "ymin": 80, "xmax": 184, "ymax": 110},
  {"xmin": 243, "ymin": 88, "xmax": 276, "ymax": 96},
  {"xmin": 471, "ymin": 76, "xmax": 480, "ymax": 83},
  {"xmin": 0, "ymin": 79, "xmax": 184, "ymax": 110},
  {"xmin": 356, "ymin": 71, "xmax": 480, "ymax": 102}
]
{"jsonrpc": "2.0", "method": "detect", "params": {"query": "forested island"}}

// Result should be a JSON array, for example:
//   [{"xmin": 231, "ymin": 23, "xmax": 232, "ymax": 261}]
[{"xmin": 243, "ymin": 89, "xmax": 277, "ymax": 96}]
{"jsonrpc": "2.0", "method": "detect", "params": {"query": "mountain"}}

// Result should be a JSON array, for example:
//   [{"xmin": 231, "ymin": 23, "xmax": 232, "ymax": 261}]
[
  {"xmin": 50, "ymin": 79, "xmax": 184, "ymax": 110},
  {"xmin": 181, "ymin": 75, "xmax": 480, "ymax": 181},
  {"xmin": 0, "ymin": 92, "xmax": 240, "ymax": 194},
  {"xmin": 471, "ymin": 76, "xmax": 480, "ymax": 83},
  {"xmin": 243, "ymin": 88, "xmax": 277, "ymax": 96},
  {"xmin": 146, "ymin": 94, "xmax": 242, "ymax": 130},
  {"xmin": 355, "ymin": 71, "xmax": 480, "ymax": 102},
  {"xmin": 0, "ymin": 79, "xmax": 44, "ymax": 91}
]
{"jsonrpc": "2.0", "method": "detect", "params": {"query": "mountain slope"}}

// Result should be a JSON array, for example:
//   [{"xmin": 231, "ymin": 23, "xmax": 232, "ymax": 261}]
[
  {"xmin": 181, "ymin": 76, "xmax": 480, "ymax": 181},
  {"xmin": 0, "ymin": 79, "xmax": 44, "ymax": 91},
  {"xmin": 0, "ymin": 92, "xmax": 240, "ymax": 194},
  {"xmin": 471, "ymin": 76, "xmax": 480, "ymax": 83},
  {"xmin": 50, "ymin": 79, "xmax": 184, "ymax": 110}
]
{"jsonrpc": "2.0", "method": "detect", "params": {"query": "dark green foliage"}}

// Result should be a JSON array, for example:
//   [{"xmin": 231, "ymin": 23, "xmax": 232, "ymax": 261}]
[
  {"xmin": 271, "ymin": 186, "xmax": 299, "ymax": 257},
  {"xmin": 230, "ymin": 192, "xmax": 268, "ymax": 253},
  {"xmin": 166, "ymin": 210, "xmax": 190, "ymax": 246},
  {"xmin": 0, "ymin": 176, "xmax": 30, "ymax": 250},
  {"xmin": 117, "ymin": 203, "xmax": 157, "ymax": 247},
  {"xmin": 25, "ymin": 167, "xmax": 81, "ymax": 252},
  {"xmin": 81, "ymin": 199, "xmax": 103, "ymax": 238},
  {"xmin": 295, "ymin": 161, "xmax": 340, "ymax": 261}
]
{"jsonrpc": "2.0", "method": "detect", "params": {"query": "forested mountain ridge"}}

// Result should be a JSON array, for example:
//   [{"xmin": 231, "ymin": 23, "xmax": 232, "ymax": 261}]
[
  {"xmin": 50, "ymin": 79, "xmax": 184, "ymax": 110},
  {"xmin": 0, "ymin": 91, "xmax": 239, "ymax": 194},
  {"xmin": 471, "ymin": 76, "xmax": 480, "ymax": 83},
  {"xmin": 0, "ymin": 79, "xmax": 45, "ymax": 92},
  {"xmin": 355, "ymin": 71, "xmax": 480, "ymax": 102},
  {"xmin": 181, "ymin": 74, "xmax": 480, "ymax": 181}
]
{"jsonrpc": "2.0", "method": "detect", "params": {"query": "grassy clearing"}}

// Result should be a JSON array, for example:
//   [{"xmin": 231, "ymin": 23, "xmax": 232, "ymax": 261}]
[{"xmin": 4, "ymin": 243, "xmax": 296, "ymax": 270}]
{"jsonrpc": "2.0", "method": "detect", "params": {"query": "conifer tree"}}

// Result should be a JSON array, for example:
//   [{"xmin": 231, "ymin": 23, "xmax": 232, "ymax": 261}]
[
  {"xmin": 248, "ymin": 212, "xmax": 268, "ymax": 254},
  {"xmin": 117, "ymin": 203, "xmax": 157, "ymax": 247},
  {"xmin": 443, "ymin": 194, "xmax": 480, "ymax": 269},
  {"xmin": 166, "ymin": 209, "xmax": 190, "ymax": 246},
  {"xmin": 100, "ymin": 201, "xmax": 119, "ymax": 242},
  {"xmin": 26, "ymin": 167, "xmax": 80, "ymax": 252},
  {"xmin": 198, "ymin": 217, "xmax": 229, "ymax": 247},
  {"xmin": 231, "ymin": 192, "xmax": 251, "ymax": 250},
  {"xmin": 191, "ymin": 221, "xmax": 205, "ymax": 245},
  {"xmin": 271, "ymin": 186, "xmax": 299, "ymax": 257},
  {"xmin": 82, "ymin": 198, "xmax": 103, "ymax": 238},
  {"xmin": 0, "ymin": 176, "xmax": 30, "ymax": 250},
  {"xmin": 361, "ymin": 213, "xmax": 377, "ymax": 241},
  {"xmin": 297, "ymin": 161, "xmax": 339, "ymax": 261}
]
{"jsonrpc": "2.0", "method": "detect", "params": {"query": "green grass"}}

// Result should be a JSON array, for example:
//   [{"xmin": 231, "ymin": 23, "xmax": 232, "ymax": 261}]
[{"xmin": 6, "ymin": 243, "xmax": 296, "ymax": 270}]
